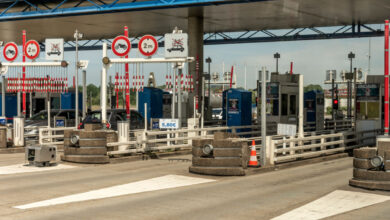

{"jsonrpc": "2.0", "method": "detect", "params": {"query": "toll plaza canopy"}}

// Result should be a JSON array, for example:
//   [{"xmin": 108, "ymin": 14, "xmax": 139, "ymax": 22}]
[{"xmin": 0, "ymin": 0, "xmax": 389, "ymax": 44}]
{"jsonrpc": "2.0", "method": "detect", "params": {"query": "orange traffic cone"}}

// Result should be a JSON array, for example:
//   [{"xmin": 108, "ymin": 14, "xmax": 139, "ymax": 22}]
[{"xmin": 248, "ymin": 140, "xmax": 260, "ymax": 167}]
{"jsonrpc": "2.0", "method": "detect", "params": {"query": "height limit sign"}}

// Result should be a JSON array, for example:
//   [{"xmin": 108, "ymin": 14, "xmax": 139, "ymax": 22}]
[{"xmin": 164, "ymin": 33, "xmax": 188, "ymax": 58}]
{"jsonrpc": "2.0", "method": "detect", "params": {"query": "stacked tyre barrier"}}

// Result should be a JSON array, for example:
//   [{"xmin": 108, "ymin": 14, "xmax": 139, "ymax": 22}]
[
  {"xmin": 61, "ymin": 123, "xmax": 112, "ymax": 164},
  {"xmin": 189, "ymin": 132, "xmax": 250, "ymax": 176},
  {"xmin": 349, "ymin": 147, "xmax": 390, "ymax": 190}
]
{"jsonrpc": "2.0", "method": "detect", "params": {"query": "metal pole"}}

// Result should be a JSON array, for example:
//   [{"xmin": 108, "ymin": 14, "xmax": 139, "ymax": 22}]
[
  {"xmin": 178, "ymin": 65, "xmax": 182, "ymax": 128},
  {"xmin": 201, "ymin": 75, "xmax": 205, "ymax": 129},
  {"xmin": 22, "ymin": 30, "xmax": 26, "ymax": 117},
  {"xmin": 244, "ymin": 64, "xmax": 247, "ymax": 90},
  {"xmin": 17, "ymin": 71, "xmax": 21, "ymax": 116},
  {"xmin": 124, "ymin": 26, "xmax": 131, "ymax": 121},
  {"xmin": 353, "ymin": 67, "xmax": 357, "ymax": 126},
  {"xmin": 109, "ymin": 75, "xmax": 112, "ymax": 109},
  {"xmin": 82, "ymin": 70, "xmax": 87, "ymax": 119},
  {"xmin": 29, "ymin": 92, "xmax": 32, "ymax": 118},
  {"xmin": 1, "ymin": 76, "xmax": 5, "ymax": 117},
  {"xmin": 102, "ymin": 43, "xmax": 108, "ymax": 125},
  {"xmin": 208, "ymin": 62, "xmax": 211, "ymax": 107},
  {"xmin": 75, "ymin": 29, "xmax": 80, "ymax": 127},
  {"xmin": 332, "ymin": 78, "xmax": 335, "ymax": 120},
  {"xmin": 276, "ymin": 58, "xmax": 278, "ymax": 73},
  {"xmin": 172, "ymin": 67, "xmax": 176, "ymax": 119},
  {"xmin": 299, "ymin": 74, "xmax": 304, "ymax": 137},
  {"xmin": 385, "ymin": 20, "xmax": 389, "ymax": 135},
  {"xmin": 261, "ymin": 66, "xmax": 267, "ymax": 166}
]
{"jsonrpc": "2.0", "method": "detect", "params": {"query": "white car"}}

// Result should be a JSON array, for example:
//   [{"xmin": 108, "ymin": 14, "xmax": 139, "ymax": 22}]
[{"xmin": 212, "ymin": 108, "xmax": 223, "ymax": 120}]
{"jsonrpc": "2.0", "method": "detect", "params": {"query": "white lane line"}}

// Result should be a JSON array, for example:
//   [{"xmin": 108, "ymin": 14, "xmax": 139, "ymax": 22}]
[
  {"xmin": 272, "ymin": 190, "xmax": 390, "ymax": 220},
  {"xmin": 14, "ymin": 174, "xmax": 215, "ymax": 209},
  {"xmin": 0, "ymin": 164, "xmax": 74, "ymax": 175}
]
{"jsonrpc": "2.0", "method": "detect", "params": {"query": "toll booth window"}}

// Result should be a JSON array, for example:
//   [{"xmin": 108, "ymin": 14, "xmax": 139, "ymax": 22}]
[
  {"xmin": 357, "ymin": 102, "xmax": 380, "ymax": 119},
  {"xmin": 281, "ymin": 94, "xmax": 288, "ymax": 116},
  {"xmin": 316, "ymin": 97, "xmax": 324, "ymax": 105},
  {"xmin": 289, "ymin": 95, "xmax": 296, "ymax": 115}
]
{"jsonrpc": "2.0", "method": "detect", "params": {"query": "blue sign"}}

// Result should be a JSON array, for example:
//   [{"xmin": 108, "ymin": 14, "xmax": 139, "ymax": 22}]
[
  {"xmin": 152, "ymin": 121, "xmax": 159, "ymax": 129},
  {"xmin": 0, "ymin": 118, "xmax": 5, "ymax": 125},
  {"xmin": 55, "ymin": 119, "xmax": 65, "ymax": 127}
]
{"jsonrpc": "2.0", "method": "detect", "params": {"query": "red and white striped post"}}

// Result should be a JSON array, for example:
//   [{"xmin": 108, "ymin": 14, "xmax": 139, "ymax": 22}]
[
  {"xmin": 385, "ymin": 20, "xmax": 389, "ymax": 135},
  {"xmin": 124, "ymin": 26, "xmax": 131, "ymax": 120},
  {"xmin": 290, "ymin": 62, "xmax": 293, "ymax": 75},
  {"xmin": 22, "ymin": 30, "xmax": 26, "ymax": 116}
]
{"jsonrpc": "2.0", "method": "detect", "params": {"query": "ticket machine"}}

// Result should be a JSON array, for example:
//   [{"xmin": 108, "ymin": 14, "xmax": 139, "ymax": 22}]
[{"xmin": 222, "ymin": 88, "xmax": 252, "ymax": 133}]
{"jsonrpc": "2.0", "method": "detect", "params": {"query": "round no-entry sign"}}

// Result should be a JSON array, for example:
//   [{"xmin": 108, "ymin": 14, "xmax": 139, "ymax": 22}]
[
  {"xmin": 3, "ymin": 42, "xmax": 18, "ymax": 62},
  {"xmin": 138, "ymin": 35, "xmax": 158, "ymax": 57},
  {"xmin": 112, "ymin": 35, "xmax": 131, "ymax": 57},
  {"xmin": 24, "ymin": 40, "xmax": 40, "ymax": 60}
]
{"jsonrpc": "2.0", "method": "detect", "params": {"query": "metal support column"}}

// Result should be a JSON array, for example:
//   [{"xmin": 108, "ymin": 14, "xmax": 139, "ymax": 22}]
[
  {"xmin": 261, "ymin": 67, "xmax": 267, "ymax": 166},
  {"xmin": 82, "ymin": 70, "xmax": 87, "ymax": 119}
]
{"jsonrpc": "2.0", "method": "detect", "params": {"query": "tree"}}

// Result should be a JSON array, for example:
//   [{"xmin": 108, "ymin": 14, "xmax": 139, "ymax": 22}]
[{"xmin": 304, "ymin": 84, "xmax": 323, "ymax": 93}]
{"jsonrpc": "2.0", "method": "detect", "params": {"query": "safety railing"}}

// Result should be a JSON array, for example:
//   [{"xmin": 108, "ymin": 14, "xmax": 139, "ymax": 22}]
[
  {"xmin": 267, "ymin": 128, "xmax": 381, "ymax": 165},
  {"xmin": 38, "ymin": 127, "xmax": 75, "ymax": 145}
]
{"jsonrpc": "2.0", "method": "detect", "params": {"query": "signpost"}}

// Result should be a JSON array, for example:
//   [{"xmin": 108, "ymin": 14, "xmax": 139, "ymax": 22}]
[
  {"xmin": 3, "ymin": 42, "xmax": 18, "ymax": 62},
  {"xmin": 45, "ymin": 38, "xmax": 64, "ymax": 60},
  {"xmin": 164, "ymin": 33, "xmax": 188, "ymax": 58},
  {"xmin": 277, "ymin": 123, "xmax": 297, "ymax": 136},
  {"xmin": 138, "ymin": 35, "xmax": 158, "ymax": 57},
  {"xmin": 24, "ymin": 40, "xmax": 40, "ymax": 60},
  {"xmin": 159, "ymin": 118, "xmax": 179, "ymax": 129},
  {"xmin": 112, "ymin": 35, "xmax": 131, "ymax": 57}
]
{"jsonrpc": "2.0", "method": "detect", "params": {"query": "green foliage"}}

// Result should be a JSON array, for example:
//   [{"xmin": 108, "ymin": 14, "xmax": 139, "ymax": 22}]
[{"xmin": 304, "ymin": 84, "xmax": 323, "ymax": 93}]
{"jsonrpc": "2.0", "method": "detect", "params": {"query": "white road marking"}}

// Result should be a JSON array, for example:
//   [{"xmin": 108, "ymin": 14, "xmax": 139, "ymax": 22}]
[
  {"xmin": 272, "ymin": 190, "xmax": 390, "ymax": 220},
  {"xmin": 0, "ymin": 163, "xmax": 74, "ymax": 175},
  {"xmin": 14, "ymin": 174, "xmax": 215, "ymax": 209}
]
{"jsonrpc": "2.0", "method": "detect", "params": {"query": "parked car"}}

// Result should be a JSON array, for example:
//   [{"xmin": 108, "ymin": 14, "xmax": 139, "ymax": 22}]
[
  {"xmin": 25, "ymin": 109, "xmax": 82, "ymax": 127},
  {"xmin": 79, "ymin": 109, "xmax": 145, "ymax": 130},
  {"xmin": 212, "ymin": 108, "xmax": 223, "ymax": 120},
  {"xmin": 25, "ymin": 109, "xmax": 82, "ymax": 140}
]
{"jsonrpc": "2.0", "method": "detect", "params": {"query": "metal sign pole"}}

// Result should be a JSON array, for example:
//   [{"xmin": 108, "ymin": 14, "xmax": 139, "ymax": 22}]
[
  {"xmin": 178, "ymin": 64, "xmax": 182, "ymax": 128},
  {"xmin": 1, "ymin": 76, "xmax": 5, "ymax": 117},
  {"xmin": 82, "ymin": 70, "xmax": 87, "ymax": 119},
  {"xmin": 101, "ymin": 43, "xmax": 108, "ymax": 125},
  {"xmin": 75, "ymin": 29, "xmax": 80, "ymax": 127},
  {"xmin": 261, "ymin": 66, "xmax": 267, "ymax": 166}
]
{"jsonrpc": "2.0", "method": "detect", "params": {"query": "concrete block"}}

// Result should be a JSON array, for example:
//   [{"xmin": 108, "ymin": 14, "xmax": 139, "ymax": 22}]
[
  {"xmin": 377, "ymin": 136, "xmax": 390, "ymax": 157},
  {"xmin": 106, "ymin": 131, "xmax": 118, "ymax": 143},
  {"xmin": 353, "ymin": 158, "xmax": 374, "ymax": 170},
  {"xmin": 61, "ymin": 154, "xmax": 109, "ymax": 164},
  {"xmin": 79, "ymin": 131, "xmax": 107, "ymax": 139},
  {"xmin": 212, "ymin": 140, "xmax": 242, "ymax": 148},
  {"xmin": 192, "ymin": 139, "xmax": 213, "ymax": 148},
  {"xmin": 79, "ymin": 139, "xmax": 106, "ymax": 147},
  {"xmin": 353, "ymin": 148, "xmax": 377, "ymax": 159},
  {"xmin": 385, "ymin": 151, "xmax": 390, "ymax": 161},
  {"xmin": 384, "ymin": 160, "xmax": 390, "ymax": 171},
  {"xmin": 189, "ymin": 166, "xmax": 245, "ymax": 176},
  {"xmin": 84, "ymin": 123, "xmax": 102, "ymax": 131},
  {"xmin": 0, "ymin": 127, "xmax": 7, "ymax": 148},
  {"xmin": 213, "ymin": 148, "xmax": 242, "ymax": 157},
  {"xmin": 349, "ymin": 178, "xmax": 390, "ymax": 191},
  {"xmin": 64, "ymin": 146, "xmax": 107, "ymax": 155},
  {"xmin": 192, "ymin": 156, "xmax": 242, "ymax": 167},
  {"xmin": 353, "ymin": 168, "xmax": 390, "ymax": 181},
  {"xmin": 192, "ymin": 147, "xmax": 204, "ymax": 157},
  {"xmin": 214, "ymin": 132, "xmax": 238, "ymax": 140}
]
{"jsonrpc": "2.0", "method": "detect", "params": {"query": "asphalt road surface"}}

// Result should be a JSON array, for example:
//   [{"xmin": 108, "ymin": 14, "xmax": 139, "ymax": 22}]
[{"xmin": 0, "ymin": 153, "xmax": 389, "ymax": 220}]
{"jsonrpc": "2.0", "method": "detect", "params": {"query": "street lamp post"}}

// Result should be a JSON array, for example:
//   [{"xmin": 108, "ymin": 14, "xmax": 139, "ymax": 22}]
[
  {"xmin": 274, "ymin": 53, "xmax": 280, "ymax": 73},
  {"xmin": 347, "ymin": 52, "xmax": 355, "ymax": 118}
]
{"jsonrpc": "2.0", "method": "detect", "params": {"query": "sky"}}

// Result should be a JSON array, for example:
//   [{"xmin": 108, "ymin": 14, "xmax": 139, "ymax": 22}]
[{"xmin": 2, "ymin": 35, "xmax": 385, "ymax": 91}]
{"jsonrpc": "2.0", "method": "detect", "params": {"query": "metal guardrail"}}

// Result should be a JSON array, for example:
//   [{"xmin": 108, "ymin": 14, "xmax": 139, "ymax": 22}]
[
  {"xmin": 267, "ymin": 128, "xmax": 381, "ymax": 165},
  {"xmin": 38, "ymin": 127, "xmax": 75, "ymax": 145}
]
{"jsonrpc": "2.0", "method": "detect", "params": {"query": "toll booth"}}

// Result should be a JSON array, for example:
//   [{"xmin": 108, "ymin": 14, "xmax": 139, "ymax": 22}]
[
  {"xmin": 304, "ymin": 90, "xmax": 324, "ymax": 131},
  {"xmin": 60, "ymin": 92, "xmax": 83, "ymax": 110},
  {"xmin": 138, "ymin": 87, "xmax": 163, "ymax": 124},
  {"xmin": 355, "ymin": 75, "xmax": 383, "ymax": 132},
  {"xmin": 222, "ymin": 88, "xmax": 252, "ymax": 133},
  {"xmin": 161, "ymin": 91, "xmax": 189, "ymax": 124},
  {"xmin": 0, "ymin": 94, "xmax": 17, "ymax": 122},
  {"xmin": 257, "ymin": 73, "xmax": 300, "ymax": 132}
]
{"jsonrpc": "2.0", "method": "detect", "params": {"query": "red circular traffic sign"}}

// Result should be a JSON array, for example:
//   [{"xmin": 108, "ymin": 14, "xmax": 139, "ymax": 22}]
[
  {"xmin": 112, "ymin": 35, "xmax": 131, "ymax": 57},
  {"xmin": 138, "ymin": 35, "xmax": 158, "ymax": 57},
  {"xmin": 3, "ymin": 42, "xmax": 18, "ymax": 62},
  {"xmin": 24, "ymin": 40, "xmax": 40, "ymax": 60}
]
